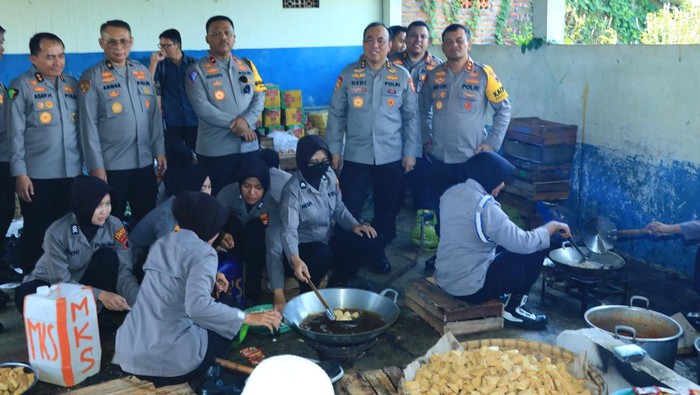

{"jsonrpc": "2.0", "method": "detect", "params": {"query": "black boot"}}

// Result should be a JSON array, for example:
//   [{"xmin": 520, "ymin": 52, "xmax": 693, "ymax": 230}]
[
  {"xmin": 424, "ymin": 254, "xmax": 437, "ymax": 270},
  {"xmin": 369, "ymin": 250, "xmax": 391, "ymax": 274},
  {"xmin": 502, "ymin": 294, "xmax": 548, "ymax": 330}
]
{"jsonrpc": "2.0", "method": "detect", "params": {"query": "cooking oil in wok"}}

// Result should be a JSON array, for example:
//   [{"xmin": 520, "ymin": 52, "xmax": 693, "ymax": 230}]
[{"xmin": 300, "ymin": 309, "xmax": 385, "ymax": 335}]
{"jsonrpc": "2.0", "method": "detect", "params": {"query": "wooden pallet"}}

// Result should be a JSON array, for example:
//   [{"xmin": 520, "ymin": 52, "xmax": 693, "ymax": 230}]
[
  {"xmin": 405, "ymin": 278, "xmax": 504, "ymax": 335},
  {"xmin": 66, "ymin": 376, "xmax": 195, "ymax": 394},
  {"xmin": 335, "ymin": 366, "xmax": 403, "ymax": 395}
]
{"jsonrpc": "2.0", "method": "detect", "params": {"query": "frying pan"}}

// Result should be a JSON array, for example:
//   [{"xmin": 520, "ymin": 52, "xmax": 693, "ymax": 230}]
[{"xmin": 582, "ymin": 216, "xmax": 647, "ymax": 254}]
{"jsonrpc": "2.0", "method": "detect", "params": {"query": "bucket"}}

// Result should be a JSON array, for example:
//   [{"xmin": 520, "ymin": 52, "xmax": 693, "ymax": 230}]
[
  {"xmin": 23, "ymin": 283, "xmax": 101, "ymax": 387},
  {"xmin": 217, "ymin": 251, "xmax": 244, "ymax": 308}
]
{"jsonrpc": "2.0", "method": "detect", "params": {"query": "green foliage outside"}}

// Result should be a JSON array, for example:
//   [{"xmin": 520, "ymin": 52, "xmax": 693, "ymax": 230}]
[
  {"xmin": 641, "ymin": 3, "xmax": 700, "ymax": 44},
  {"xmin": 564, "ymin": 0, "xmax": 659, "ymax": 44}
]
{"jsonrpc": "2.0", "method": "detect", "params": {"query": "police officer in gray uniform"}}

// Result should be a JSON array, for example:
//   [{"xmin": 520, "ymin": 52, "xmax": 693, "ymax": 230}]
[
  {"xmin": 7, "ymin": 33, "xmax": 81, "ymax": 274},
  {"xmin": 326, "ymin": 22, "xmax": 421, "ymax": 273},
  {"xmin": 185, "ymin": 15, "xmax": 266, "ymax": 194},
  {"xmin": 14, "ymin": 176, "xmax": 135, "ymax": 314},
  {"xmin": 79, "ymin": 20, "xmax": 165, "ymax": 228}
]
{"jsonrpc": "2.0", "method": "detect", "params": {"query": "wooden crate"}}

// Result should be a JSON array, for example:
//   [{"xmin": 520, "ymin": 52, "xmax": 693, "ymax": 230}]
[
  {"xmin": 502, "ymin": 139, "xmax": 575, "ymax": 165},
  {"xmin": 504, "ymin": 178, "xmax": 570, "ymax": 201},
  {"xmin": 68, "ymin": 376, "xmax": 195, "ymax": 394},
  {"xmin": 506, "ymin": 117, "xmax": 577, "ymax": 146},
  {"xmin": 506, "ymin": 155, "xmax": 572, "ymax": 182},
  {"xmin": 335, "ymin": 366, "xmax": 403, "ymax": 395},
  {"xmin": 405, "ymin": 278, "xmax": 503, "ymax": 336}
]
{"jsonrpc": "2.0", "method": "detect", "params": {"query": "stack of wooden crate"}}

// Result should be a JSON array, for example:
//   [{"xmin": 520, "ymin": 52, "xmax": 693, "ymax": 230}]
[{"xmin": 501, "ymin": 117, "xmax": 578, "ymax": 201}]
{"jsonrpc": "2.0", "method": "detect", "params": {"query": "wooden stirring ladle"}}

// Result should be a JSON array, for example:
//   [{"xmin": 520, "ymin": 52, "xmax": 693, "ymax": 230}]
[{"xmin": 307, "ymin": 278, "xmax": 336, "ymax": 321}]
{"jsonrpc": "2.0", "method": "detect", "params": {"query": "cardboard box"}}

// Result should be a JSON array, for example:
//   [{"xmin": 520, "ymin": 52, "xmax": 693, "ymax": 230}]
[
  {"xmin": 282, "ymin": 107, "xmax": 304, "ymax": 126},
  {"xmin": 286, "ymin": 125, "xmax": 304, "ymax": 138},
  {"xmin": 264, "ymin": 84, "xmax": 281, "ymax": 108},
  {"xmin": 263, "ymin": 107, "xmax": 281, "ymax": 127},
  {"xmin": 281, "ymin": 89, "xmax": 302, "ymax": 108}
]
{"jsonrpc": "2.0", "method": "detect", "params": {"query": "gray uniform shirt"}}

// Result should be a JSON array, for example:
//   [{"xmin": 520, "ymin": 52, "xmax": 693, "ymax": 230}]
[
  {"xmin": 114, "ymin": 229, "xmax": 245, "ymax": 377},
  {"xmin": 680, "ymin": 220, "xmax": 700, "ymax": 240},
  {"xmin": 269, "ymin": 167, "xmax": 292, "ymax": 203},
  {"xmin": 6, "ymin": 68, "xmax": 81, "ymax": 178},
  {"xmin": 216, "ymin": 183, "xmax": 285, "ymax": 291},
  {"xmin": 0, "ymin": 81, "xmax": 8, "ymax": 162},
  {"xmin": 420, "ymin": 59, "xmax": 512, "ymax": 164},
  {"xmin": 128, "ymin": 195, "xmax": 177, "ymax": 262},
  {"xmin": 23, "ymin": 213, "xmax": 135, "ymax": 303},
  {"xmin": 389, "ymin": 51, "xmax": 443, "ymax": 93},
  {"xmin": 185, "ymin": 53, "xmax": 265, "ymax": 157},
  {"xmin": 79, "ymin": 59, "xmax": 164, "ymax": 171},
  {"xmin": 280, "ymin": 168, "xmax": 358, "ymax": 258},
  {"xmin": 326, "ymin": 59, "xmax": 421, "ymax": 165},
  {"xmin": 435, "ymin": 179, "xmax": 550, "ymax": 296}
]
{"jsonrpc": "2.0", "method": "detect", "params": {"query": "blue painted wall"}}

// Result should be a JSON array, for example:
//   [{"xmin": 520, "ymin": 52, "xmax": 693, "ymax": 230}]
[
  {"xmin": 0, "ymin": 46, "xmax": 363, "ymax": 107},
  {"xmin": 568, "ymin": 143, "xmax": 700, "ymax": 275}
]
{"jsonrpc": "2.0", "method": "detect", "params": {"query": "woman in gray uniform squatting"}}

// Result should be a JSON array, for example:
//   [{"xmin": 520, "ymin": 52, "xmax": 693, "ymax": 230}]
[
  {"xmin": 114, "ymin": 191, "xmax": 281, "ymax": 387},
  {"xmin": 14, "ymin": 175, "xmax": 134, "ymax": 315}
]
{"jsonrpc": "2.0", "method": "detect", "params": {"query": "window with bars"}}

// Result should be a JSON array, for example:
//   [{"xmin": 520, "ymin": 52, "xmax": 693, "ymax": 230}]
[
  {"xmin": 461, "ymin": 0, "xmax": 490, "ymax": 10},
  {"xmin": 283, "ymin": 0, "xmax": 319, "ymax": 8}
]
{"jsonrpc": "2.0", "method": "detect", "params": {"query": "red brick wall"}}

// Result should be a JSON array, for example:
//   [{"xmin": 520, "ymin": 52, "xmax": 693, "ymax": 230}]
[{"xmin": 402, "ymin": 0, "xmax": 532, "ymax": 45}]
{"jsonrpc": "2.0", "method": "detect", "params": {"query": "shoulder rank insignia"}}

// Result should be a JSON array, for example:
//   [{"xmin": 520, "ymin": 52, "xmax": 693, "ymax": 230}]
[
  {"xmin": 7, "ymin": 88, "xmax": 19, "ymax": 101},
  {"xmin": 71, "ymin": 224, "xmax": 79, "ymax": 235},
  {"xmin": 34, "ymin": 72, "xmax": 44, "ymax": 83}
]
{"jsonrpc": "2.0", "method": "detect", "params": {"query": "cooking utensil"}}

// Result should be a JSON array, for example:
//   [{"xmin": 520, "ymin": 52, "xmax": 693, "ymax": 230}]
[
  {"xmin": 283, "ymin": 288, "xmax": 399, "ymax": 345},
  {"xmin": 549, "ymin": 241, "xmax": 625, "ymax": 277},
  {"xmin": 565, "ymin": 236, "xmax": 589, "ymax": 262},
  {"xmin": 307, "ymin": 279, "xmax": 336, "ymax": 321},
  {"xmin": 583, "ymin": 216, "xmax": 648, "ymax": 254},
  {"xmin": 215, "ymin": 358, "xmax": 254, "ymax": 375}
]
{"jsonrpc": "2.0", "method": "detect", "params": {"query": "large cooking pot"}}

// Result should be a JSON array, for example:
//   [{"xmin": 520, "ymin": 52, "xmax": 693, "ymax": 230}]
[
  {"xmin": 584, "ymin": 296, "xmax": 684, "ymax": 385},
  {"xmin": 549, "ymin": 241, "xmax": 625, "ymax": 277},
  {"xmin": 283, "ymin": 288, "xmax": 399, "ymax": 345}
]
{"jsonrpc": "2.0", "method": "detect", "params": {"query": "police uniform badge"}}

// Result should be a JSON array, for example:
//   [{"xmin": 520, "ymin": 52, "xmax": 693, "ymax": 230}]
[
  {"xmin": 300, "ymin": 181, "xmax": 307, "ymax": 189},
  {"xmin": 114, "ymin": 226, "xmax": 129, "ymax": 250},
  {"xmin": 260, "ymin": 213, "xmax": 269, "ymax": 225},
  {"xmin": 79, "ymin": 80, "xmax": 90, "ymax": 94},
  {"xmin": 71, "ymin": 224, "xmax": 79, "ymax": 235},
  {"xmin": 7, "ymin": 88, "xmax": 19, "ymax": 101},
  {"xmin": 188, "ymin": 71, "xmax": 199, "ymax": 84}
]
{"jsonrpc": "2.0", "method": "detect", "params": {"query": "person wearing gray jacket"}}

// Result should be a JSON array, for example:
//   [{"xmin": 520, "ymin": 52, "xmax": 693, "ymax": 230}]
[
  {"xmin": 114, "ymin": 192, "xmax": 280, "ymax": 387},
  {"xmin": 435, "ymin": 152, "xmax": 570, "ymax": 330},
  {"xmin": 280, "ymin": 136, "xmax": 379, "ymax": 290},
  {"xmin": 185, "ymin": 15, "xmax": 266, "ymax": 194},
  {"xmin": 7, "ymin": 33, "xmax": 81, "ymax": 274},
  {"xmin": 646, "ymin": 219, "xmax": 700, "ymax": 292},
  {"xmin": 216, "ymin": 158, "xmax": 286, "ymax": 311},
  {"xmin": 79, "ymin": 20, "xmax": 165, "ymax": 227},
  {"xmin": 326, "ymin": 22, "xmax": 421, "ymax": 274},
  {"xmin": 14, "ymin": 176, "xmax": 135, "ymax": 315}
]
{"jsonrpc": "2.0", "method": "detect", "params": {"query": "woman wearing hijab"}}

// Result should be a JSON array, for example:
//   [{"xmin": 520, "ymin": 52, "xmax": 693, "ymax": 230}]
[
  {"xmin": 434, "ymin": 152, "xmax": 571, "ymax": 330},
  {"xmin": 216, "ymin": 158, "xmax": 285, "ymax": 311},
  {"xmin": 129, "ymin": 162, "xmax": 212, "ymax": 281},
  {"xmin": 14, "ymin": 175, "xmax": 133, "ymax": 313},
  {"xmin": 280, "ymin": 135, "xmax": 379, "ymax": 291},
  {"xmin": 114, "ymin": 192, "xmax": 281, "ymax": 387}
]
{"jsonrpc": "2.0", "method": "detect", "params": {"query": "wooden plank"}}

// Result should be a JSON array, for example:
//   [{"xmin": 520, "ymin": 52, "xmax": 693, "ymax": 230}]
[
  {"xmin": 405, "ymin": 279, "xmax": 503, "ymax": 322},
  {"xmin": 66, "ymin": 376, "xmax": 195, "ymax": 395},
  {"xmin": 444, "ymin": 316, "xmax": 504, "ymax": 336},
  {"xmin": 361, "ymin": 369, "xmax": 398, "ymax": 395},
  {"xmin": 382, "ymin": 366, "xmax": 403, "ymax": 389},
  {"xmin": 338, "ymin": 370, "xmax": 377, "ymax": 395},
  {"xmin": 406, "ymin": 297, "xmax": 447, "ymax": 334}
]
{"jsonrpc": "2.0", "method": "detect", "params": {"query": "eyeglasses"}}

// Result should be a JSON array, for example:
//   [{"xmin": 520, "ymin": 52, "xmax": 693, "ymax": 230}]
[
  {"xmin": 208, "ymin": 30, "xmax": 234, "ymax": 38},
  {"xmin": 308, "ymin": 158, "xmax": 330, "ymax": 166},
  {"xmin": 102, "ymin": 38, "xmax": 131, "ymax": 49},
  {"xmin": 157, "ymin": 43, "xmax": 176, "ymax": 49}
]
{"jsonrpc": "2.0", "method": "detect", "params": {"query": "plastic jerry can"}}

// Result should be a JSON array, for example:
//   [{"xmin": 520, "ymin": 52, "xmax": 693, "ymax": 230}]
[{"xmin": 23, "ymin": 283, "xmax": 101, "ymax": 386}]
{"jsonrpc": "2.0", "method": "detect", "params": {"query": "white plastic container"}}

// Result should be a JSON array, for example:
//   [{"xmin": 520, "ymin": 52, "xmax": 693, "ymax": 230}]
[{"xmin": 23, "ymin": 283, "xmax": 101, "ymax": 387}]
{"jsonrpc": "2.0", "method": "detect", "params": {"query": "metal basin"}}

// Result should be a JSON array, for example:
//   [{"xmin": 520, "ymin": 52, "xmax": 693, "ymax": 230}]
[
  {"xmin": 283, "ymin": 288, "xmax": 399, "ymax": 345},
  {"xmin": 549, "ymin": 241, "xmax": 625, "ymax": 277},
  {"xmin": 0, "ymin": 362, "xmax": 39, "ymax": 394}
]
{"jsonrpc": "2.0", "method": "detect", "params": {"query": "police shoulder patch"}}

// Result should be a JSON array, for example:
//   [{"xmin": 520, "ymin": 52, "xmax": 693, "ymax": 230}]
[
  {"xmin": 334, "ymin": 76, "xmax": 343, "ymax": 91},
  {"xmin": 71, "ymin": 224, "xmax": 79, "ymax": 235},
  {"xmin": 7, "ymin": 88, "xmax": 19, "ymax": 101},
  {"xmin": 79, "ymin": 80, "xmax": 90, "ymax": 94},
  {"xmin": 188, "ymin": 71, "xmax": 199, "ymax": 84},
  {"xmin": 483, "ymin": 65, "xmax": 508, "ymax": 103},
  {"xmin": 114, "ymin": 226, "xmax": 129, "ymax": 250}
]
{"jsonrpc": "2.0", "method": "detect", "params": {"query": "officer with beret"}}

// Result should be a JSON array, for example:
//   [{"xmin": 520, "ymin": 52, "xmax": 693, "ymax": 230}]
[
  {"xmin": 185, "ymin": 15, "xmax": 266, "ymax": 194},
  {"xmin": 326, "ymin": 22, "xmax": 421, "ymax": 273},
  {"xmin": 7, "ymin": 33, "xmax": 81, "ymax": 274},
  {"xmin": 79, "ymin": 20, "xmax": 166, "ymax": 228}
]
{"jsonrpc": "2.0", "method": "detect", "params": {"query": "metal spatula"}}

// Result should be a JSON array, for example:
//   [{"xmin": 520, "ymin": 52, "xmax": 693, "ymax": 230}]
[{"xmin": 307, "ymin": 279, "xmax": 336, "ymax": 321}]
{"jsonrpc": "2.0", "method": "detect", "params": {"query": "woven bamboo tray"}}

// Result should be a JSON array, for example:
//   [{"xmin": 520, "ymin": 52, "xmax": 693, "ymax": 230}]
[{"xmin": 400, "ymin": 338, "xmax": 607, "ymax": 395}]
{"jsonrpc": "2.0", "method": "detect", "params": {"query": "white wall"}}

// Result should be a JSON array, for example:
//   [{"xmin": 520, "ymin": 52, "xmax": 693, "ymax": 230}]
[{"xmin": 1, "ymin": 0, "xmax": 384, "ymax": 53}]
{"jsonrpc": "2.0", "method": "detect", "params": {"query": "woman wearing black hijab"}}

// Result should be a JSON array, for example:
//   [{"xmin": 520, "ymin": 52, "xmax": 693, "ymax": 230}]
[
  {"xmin": 279, "ymin": 136, "xmax": 380, "ymax": 291},
  {"xmin": 114, "ymin": 192, "xmax": 281, "ymax": 387},
  {"xmin": 216, "ymin": 158, "xmax": 285, "ymax": 310},
  {"xmin": 434, "ymin": 152, "xmax": 571, "ymax": 330},
  {"xmin": 14, "ymin": 175, "xmax": 133, "ymax": 313}
]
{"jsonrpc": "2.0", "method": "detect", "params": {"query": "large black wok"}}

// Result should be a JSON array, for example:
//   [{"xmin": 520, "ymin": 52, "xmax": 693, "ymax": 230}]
[
  {"xmin": 549, "ymin": 241, "xmax": 625, "ymax": 277},
  {"xmin": 283, "ymin": 288, "xmax": 399, "ymax": 345}
]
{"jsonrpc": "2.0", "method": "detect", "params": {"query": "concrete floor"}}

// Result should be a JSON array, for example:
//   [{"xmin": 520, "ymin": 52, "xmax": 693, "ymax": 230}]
[{"xmin": 1, "ymin": 205, "xmax": 699, "ymax": 393}]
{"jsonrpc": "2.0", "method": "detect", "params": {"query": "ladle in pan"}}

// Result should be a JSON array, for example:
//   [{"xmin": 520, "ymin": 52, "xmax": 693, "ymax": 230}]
[
  {"xmin": 583, "ymin": 216, "xmax": 648, "ymax": 254},
  {"xmin": 307, "ymin": 279, "xmax": 336, "ymax": 321}
]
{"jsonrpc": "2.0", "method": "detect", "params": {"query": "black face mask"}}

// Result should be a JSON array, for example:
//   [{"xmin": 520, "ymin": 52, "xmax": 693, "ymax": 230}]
[{"xmin": 304, "ymin": 161, "xmax": 330, "ymax": 180}]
